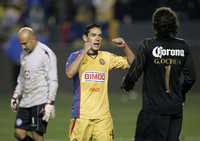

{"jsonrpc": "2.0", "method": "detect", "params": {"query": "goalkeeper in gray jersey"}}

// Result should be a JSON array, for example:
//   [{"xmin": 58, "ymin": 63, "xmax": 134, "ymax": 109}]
[{"xmin": 10, "ymin": 27, "xmax": 58, "ymax": 141}]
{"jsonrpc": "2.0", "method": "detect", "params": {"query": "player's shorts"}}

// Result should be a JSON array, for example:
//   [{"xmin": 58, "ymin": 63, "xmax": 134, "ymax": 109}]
[
  {"xmin": 69, "ymin": 117, "xmax": 114, "ymax": 141},
  {"xmin": 134, "ymin": 110, "xmax": 182, "ymax": 141},
  {"xmin": 15, "ymin": 104, "xmax": 48, "ymax": 135}
]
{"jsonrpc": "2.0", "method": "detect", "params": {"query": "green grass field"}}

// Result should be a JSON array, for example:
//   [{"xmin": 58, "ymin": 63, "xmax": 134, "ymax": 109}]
[{"xmin": 0, "ymin": 92, "xmax": 199, "ymax": 141}]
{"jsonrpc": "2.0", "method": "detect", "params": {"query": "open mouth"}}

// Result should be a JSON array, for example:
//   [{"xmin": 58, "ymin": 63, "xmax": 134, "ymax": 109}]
[
  {"xmin": 93, "ymin": 43, "xmax": 100, "ymax": 48},
  {"xmin": 93, "ymin": 43, "xmax": 100, "ymax": 45}
]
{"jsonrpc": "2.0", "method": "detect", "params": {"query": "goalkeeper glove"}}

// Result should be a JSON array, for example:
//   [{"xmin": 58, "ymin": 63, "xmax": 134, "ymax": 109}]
[
  {"xmin": 42, "ymin": 102, "xmax": 55, "ymax": 122},
  {"xmin": 10, "ymin": 96, "xmax": 19, "ymax": 112}
]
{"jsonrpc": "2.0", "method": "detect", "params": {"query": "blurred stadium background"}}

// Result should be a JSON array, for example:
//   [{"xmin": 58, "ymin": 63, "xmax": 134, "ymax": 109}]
[{"xmin": 0, "ymin": 0, "xmax": 199, "ymax": 141}]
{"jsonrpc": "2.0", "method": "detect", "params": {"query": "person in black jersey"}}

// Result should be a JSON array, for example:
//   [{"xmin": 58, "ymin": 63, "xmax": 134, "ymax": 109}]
[{"xmin": 121, "ymin": 7, "xmax": 196, "ymax": 141}]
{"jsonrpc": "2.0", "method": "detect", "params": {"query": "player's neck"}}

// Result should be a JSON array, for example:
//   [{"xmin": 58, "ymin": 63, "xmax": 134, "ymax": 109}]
[{"xmin": 87, "ymin": 50, "xmax": 98, "ymax": 57}]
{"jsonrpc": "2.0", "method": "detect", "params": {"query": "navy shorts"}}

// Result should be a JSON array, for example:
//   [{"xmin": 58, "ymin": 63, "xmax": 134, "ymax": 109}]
[{"xmin": 15, "ymin": 104, "xmax": 48, "ymax": 135}]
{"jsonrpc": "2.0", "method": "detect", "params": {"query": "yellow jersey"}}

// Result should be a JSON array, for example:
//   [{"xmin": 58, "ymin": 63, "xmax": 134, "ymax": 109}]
[{"xmin": 66, "ymin": 50, "xmax": 129, "ymax": 119}]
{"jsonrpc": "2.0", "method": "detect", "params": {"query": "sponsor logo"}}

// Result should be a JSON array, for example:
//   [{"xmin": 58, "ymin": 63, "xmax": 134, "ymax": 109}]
[
  {"xmin": 82, "ymin": 71, "xmax": 105, "ymax": 82},
  {"xmin": 89, "ymin": 87, "xmax": 100, "ymax": 92},
  {"xmin": 99, "ymin": 58, "xmax": 105, "ymax": 65},
  {"xmin": 152, "ymin": 46, "xmax": 184, "ymax": 58}
]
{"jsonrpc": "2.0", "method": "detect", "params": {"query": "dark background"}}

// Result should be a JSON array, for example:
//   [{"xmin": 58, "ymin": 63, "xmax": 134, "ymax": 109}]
[
  {"xmin": 0, "ymin": 22, "xmax": 199, "ymax": 94},
  {"xmin": 0, "ymin": 0, "xmax": 199, "ymax": 95}
]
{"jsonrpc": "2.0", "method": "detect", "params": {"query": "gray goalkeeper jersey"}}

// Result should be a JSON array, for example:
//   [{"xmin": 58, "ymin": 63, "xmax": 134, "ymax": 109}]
[{"xmin": 13, "ymin": 41, "xmax": 58, "ymax": 107}]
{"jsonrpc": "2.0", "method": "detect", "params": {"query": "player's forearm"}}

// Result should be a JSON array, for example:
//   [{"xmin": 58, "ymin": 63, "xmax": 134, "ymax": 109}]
[
  {"xmin": 123, "ymin": 44, "xmax": 135, "ymax": 65},
  {"xmin": 181, "ymin": 68, "xmax": 196, "ymax": 95},
  {"xmin": 66, "ymin": 50, "xmax": 87, "ymax": 78},
  {"xmin": 48, "ymin": 80, "xmax": 58, "ymax": 102},
  {"xmin": 47, "ymin": 63, "xmax": 58, "ymax": 102},
  {"xmin": 121, "ymin": 59, "xmax": 138, "ymax": 91},
  {"xmin": 13, "ymin": 77, "xmax": 22, "ymax": 98}
]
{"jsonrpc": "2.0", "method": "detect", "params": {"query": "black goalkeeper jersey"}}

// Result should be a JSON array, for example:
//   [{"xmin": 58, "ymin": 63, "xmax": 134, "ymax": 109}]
[{"xmin": 122, "ymin": 36, "xmax": 196, "ymax": 114}]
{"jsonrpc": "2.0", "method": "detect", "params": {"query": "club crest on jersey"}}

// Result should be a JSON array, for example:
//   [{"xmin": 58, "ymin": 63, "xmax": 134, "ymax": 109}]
[
  {"xmin": 152, "ymin": 46, "xmax": 184, "ymax": 58},
  {"xmin": 24, "ymin": 70, "xmax": 31, "ymax": 79},
  {"xmin": 82, "ymin": 71, "xmax": 105, "ymax": 82},
  {"xmin": 99, "ymin": 58, "xmax": 105, "ymax": 65}
]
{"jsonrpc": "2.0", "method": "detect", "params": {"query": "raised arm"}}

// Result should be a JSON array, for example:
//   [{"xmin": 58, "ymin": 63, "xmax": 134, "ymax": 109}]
[
  {"xmin": 66, "ymin": 42, "xmax": 92, "ymax": 79},
  {"xmin": 112, "ymin": 37, "xmax": 135, "ymax": 64},
  {"xmin": 121, "ymin": 42, "xmax": 146, "ymax": 91}
]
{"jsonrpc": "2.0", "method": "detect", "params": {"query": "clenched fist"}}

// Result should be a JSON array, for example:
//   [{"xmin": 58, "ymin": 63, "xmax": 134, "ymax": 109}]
[{"xmin": 112, "ymin": 37, "xmax": 127, "ymax": 48}]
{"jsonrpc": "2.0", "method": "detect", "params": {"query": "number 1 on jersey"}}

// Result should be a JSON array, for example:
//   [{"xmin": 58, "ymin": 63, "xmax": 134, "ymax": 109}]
[{"xmin": 165, "ymin": 65, "xmax": 171, "ymax": 94}]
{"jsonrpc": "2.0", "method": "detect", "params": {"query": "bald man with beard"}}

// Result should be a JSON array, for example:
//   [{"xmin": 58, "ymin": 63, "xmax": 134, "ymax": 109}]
[{"xmin": 10, "ymin": 27, "xmax": 58, "ymax": 141}]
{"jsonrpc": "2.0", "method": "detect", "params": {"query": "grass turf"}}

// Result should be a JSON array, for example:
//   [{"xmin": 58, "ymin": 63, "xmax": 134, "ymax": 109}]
[{"xmin": 0, "ymin": 92, "xmax": 199, "ymax": 141}]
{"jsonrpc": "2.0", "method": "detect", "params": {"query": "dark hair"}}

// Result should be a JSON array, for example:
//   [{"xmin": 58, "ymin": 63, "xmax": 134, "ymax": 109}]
[
  {"xmin": 152, "ymin": 7, "xmax": 179, "ymax": 37},
  {"xmin": 84, "ymin": 24, "xmax": 101, "ymax": 36}
]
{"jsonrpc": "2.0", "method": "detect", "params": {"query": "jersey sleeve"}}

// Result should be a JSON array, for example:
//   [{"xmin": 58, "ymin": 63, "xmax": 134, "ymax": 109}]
[
  {"xmin": 121, "ymin": 40, "xmax": 146, "ymax": 91},
  {"xmin": 109, "ymin": 52, "xmax": 129, "ymax": 70},
  {"xmin": 13, "ymin": 54, "xmax": 24, "ymax": 98},
  {"xmin": 44, "ymin": 50, "xmax": 58, "ymax": 102},
  {"xmin": 13, "ymin": 68, "xmax": 23, "ymax": 98},
  {"xmin": 65, "ymin": 51, "xmax": 80, "ymax": 70}
]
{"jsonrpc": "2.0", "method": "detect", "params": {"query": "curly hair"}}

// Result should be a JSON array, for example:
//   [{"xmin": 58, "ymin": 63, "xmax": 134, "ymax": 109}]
[{"xmin": 152, "ymin": 7, "xmax": 179, "ymax": 37}]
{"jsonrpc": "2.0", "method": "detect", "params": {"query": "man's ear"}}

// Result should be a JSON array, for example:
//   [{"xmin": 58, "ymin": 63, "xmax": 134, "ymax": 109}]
[{"xmin": 82, "ymin": 35, "xmax": 88, "ymax": 42}]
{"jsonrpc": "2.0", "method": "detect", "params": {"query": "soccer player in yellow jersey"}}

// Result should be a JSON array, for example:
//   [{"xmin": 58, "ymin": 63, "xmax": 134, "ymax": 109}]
[{"xmin": 65, "ymin": 24, "xmax": 135, "ymax": 141}]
